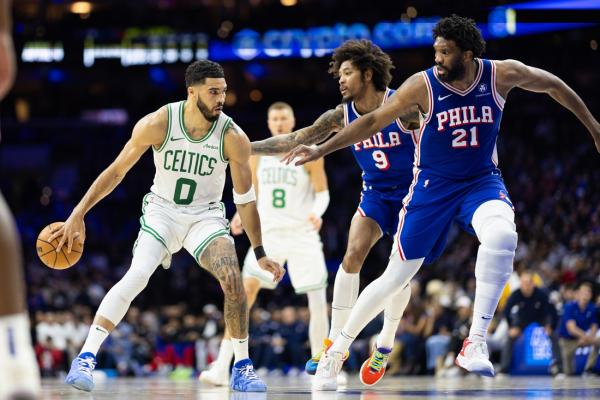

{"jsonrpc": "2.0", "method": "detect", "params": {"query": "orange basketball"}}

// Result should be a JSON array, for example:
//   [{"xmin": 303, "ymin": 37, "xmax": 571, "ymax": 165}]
[{"xmin": 36, "ymin": 222, "xmax": 84, "ymax": 269}]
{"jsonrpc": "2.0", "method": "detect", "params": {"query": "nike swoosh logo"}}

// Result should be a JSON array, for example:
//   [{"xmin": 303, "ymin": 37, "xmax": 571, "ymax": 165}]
[
  {"xmin": 170, "ymin": 137, "xmax": 185, "ymax": 141},
  {"xmin": 438, "ymin": 94, "xmax": 452, "ymax": 101},
  {"xmin": 481, "ymin": 316, "xmax": 493, "ymax": 320}
]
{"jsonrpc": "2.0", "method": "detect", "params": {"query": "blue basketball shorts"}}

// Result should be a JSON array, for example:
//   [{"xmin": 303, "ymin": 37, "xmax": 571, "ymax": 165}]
[
  {"xmin": 357, "ymin": 185, "xmax": 407, "ymax": 237},
  {"xmin": 394, "ymin": 170, "xmax": 514, "ymax": 262}
]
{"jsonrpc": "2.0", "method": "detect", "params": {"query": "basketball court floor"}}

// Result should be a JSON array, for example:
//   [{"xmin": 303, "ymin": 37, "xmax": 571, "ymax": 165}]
[{"xmin": 41, "ymin": 375, "xmax": 600, "ymax": 399}]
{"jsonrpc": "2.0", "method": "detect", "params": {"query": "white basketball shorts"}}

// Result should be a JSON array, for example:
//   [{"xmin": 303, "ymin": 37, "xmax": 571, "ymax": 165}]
[
  {"xmin": 133, "ymin": 192, "xmax": 233, "ymax": 264},
  {"xmin": 242, "ymin": 226, "xmax": 328, "ymax": 293}
]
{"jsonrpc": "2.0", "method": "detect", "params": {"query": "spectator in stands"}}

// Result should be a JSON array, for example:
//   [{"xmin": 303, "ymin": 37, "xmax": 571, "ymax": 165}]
[
  {"xmin": 558, "ymin": 282, "xmax": 598, "ymax": 375},
  {"xmin": 499, "ymin": 270, "xmax": 556, "ymax": 374},
  {"xmin": 424, "ymin": 295, "xmax": 454, "ymax": 374},
  {"xmin": 435, "ymin": 296, "xmax": 473, "ymax": 377}
]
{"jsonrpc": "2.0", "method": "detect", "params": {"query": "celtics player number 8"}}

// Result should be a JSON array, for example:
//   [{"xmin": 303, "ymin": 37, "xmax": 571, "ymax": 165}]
[{"xmin": 272, "ymin": 188, "xmax": 286, "ymax": 208}]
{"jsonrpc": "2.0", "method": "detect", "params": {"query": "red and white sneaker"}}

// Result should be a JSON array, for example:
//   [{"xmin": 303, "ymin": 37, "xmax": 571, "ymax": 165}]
[
  {"xmin": 455, "ymin": 338, "xmax": 495, "ymax": 377},
  {"xmin": 359, "ymin": 347, "xmax": 391, "ymax": 386}
]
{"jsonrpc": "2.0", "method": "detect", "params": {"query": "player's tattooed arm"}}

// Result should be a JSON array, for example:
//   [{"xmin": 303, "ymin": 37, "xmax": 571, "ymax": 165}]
[
  {"xmin": 200, "ymin": 238, "xmax": 247, "ymax": 338},
  {"xmin": 251, "ymin": 105, "xmax": 345, "ymax": 155},
  {"xmin": 495, "ymin": 59, "xmax": 600, "ymax": 152}
]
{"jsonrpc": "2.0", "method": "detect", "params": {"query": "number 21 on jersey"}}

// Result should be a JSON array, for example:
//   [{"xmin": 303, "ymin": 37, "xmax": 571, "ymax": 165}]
[{"xmin": 451, "ymin": 126, "xmax": 479, "ymax": 148}]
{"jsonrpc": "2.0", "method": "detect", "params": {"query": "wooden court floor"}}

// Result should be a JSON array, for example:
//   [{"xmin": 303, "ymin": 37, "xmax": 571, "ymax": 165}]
[{"xmin": 41, "ymin": 375, "xmax": 600, "ymax": 399}]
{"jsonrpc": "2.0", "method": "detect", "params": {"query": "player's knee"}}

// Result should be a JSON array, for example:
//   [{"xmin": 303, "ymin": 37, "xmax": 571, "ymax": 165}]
[
  {"xmin": 342, "ymin": 247, "xmax": 367, "ymax": 273},
  {"xmin": 474, "ymin": 201, "xmax": 517, "ymax": 253},
  {"xmin": 243, "ymin": 278, "xmax": 260, "ymax": 303},
  {"xmin": 480, "ymin": 217, "xmax": 518, "ymax": 253},
  {"xmin": 117, "ymin": 269, "xmax": 151, "ymax": 301}
]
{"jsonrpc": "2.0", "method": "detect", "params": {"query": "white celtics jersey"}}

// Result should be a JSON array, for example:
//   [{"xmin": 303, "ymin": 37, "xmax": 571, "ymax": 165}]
[
  {"xmin": 150, "ymin": 101, "xmax": 231, "ymax": 206},
  {"xmin": 256, "ymin": 155, "xmax": 315, "ymax": 230}
]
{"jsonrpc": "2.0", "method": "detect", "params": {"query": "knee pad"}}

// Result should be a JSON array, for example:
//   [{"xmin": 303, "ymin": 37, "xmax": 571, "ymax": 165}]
[
  {"xmin": 117, "ymin": 233, "xmax": 166, "ymax": 301},
  {"xmin": 382, "ymin": 254, "xmax": 424, "ymax": 290},
  {"xmin": 116, "ymin": 269, "xmax": 152, "ymax": 302},
  {"xmin": 472, "ymin": 200, "xmax": 518, "ymax": 253}
]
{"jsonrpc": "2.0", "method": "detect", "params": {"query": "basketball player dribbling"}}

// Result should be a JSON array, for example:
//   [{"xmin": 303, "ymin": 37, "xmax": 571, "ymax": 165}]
[
  {"xmin": 50, "ymin": 60, "xmax": 284, "ymax": 393},
  {"xmin": 251, "ymin": 39, "xmax": 424, "ymax": 386},
  {"xmin": 200, "ymin": 102, "xmax": 330, "ymax": 385},
  {"xmin": 0, "ymin": 1, "xmax": 42, "ymax": 398},
  {"xmin": 285, "ymin": 15, "xmax": 600, "ymax": 390}
]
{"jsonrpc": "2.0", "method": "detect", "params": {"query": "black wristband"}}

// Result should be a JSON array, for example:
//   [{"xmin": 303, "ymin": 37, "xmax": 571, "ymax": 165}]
[{"xmin": 254, "ymin": 245, "xmax": 266, "ymax": 260}]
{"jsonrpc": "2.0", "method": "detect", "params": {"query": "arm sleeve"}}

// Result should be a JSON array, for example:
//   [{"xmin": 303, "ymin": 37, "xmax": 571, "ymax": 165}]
[{"xmin": 310, "ymin": 190, "xmax": 330, "ymax": 217}]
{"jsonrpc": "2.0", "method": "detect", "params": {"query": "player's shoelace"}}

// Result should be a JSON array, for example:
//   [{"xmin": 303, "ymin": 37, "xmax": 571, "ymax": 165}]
[
  {"xmin": 311, "ymin": 343, "xmax": 328, "ymax": 362},
  {"xmin": 368, "ymin": 350, "xmax": 389, "ymax": 372},
  {"xmin": 240, "ymin": 365, "xmax": 261, "ymax": 382},
  {"xmin": 470, "ymin": 341, "xmax": 489, "ymax": 358},
  {"xmin": 76, "ymin": 357, "xmax": 96, "ymax": 376}
]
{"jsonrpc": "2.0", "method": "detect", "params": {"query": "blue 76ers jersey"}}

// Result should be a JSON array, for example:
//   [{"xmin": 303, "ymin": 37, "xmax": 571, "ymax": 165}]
[
  {"xmin": 418, "ymin": 59, "xmax": 505, "ymax": 179},
  {"xmin": 343, "ymin": 88, "xmax": 417, "ymax": 190}
]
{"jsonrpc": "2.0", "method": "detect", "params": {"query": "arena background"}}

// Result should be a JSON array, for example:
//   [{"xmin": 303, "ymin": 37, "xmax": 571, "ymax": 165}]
[{"xmin": 1, "ymin": 0, "xmax": 599, "ymax": 385}]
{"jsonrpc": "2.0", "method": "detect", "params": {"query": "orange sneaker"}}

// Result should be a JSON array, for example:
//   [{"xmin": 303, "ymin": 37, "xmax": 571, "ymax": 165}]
[{"xmin": 360, "ymin": 347, "xmax": 391, "ymax": 386}]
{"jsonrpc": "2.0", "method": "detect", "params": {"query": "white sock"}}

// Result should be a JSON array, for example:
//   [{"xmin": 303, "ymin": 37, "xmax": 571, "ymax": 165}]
[
  {"xmin": 469, "ymin": 280, "xmax": 506, "ymax": 340},
  {"xmin": 80, "ymin": 324, "xmax": 109, "ymax": 356},
  {"xmin": 214, "ymin": 338, "xmax": 233, "ymax": 369},
  {"xmin": 0, "ymin": 313, "xmax": 35, "ymax": 358},
  {"xmin": 469, "ymin": 246, "xmax": 513, "ymax": 340},
  {"xmin": 231, "ymin": 336, "xmax": 249, "ymax": 363},
  {"xmin": 330, "ymin": 255, "xmax": 423, "ymax": 355},
  {"xmin": 307, "ymin": 288, "xmax": 329, "ymax": 355},
  {"xmin": 0, "ymin": 313, "xmax": 41, "ymax": 396},
  {"xmin": 377, "ymin": 283, "xmax": 410, "ymax": 350},
  {"xmin": 329, "ymin": 265, "xmax": 359, "ymax": 341}
]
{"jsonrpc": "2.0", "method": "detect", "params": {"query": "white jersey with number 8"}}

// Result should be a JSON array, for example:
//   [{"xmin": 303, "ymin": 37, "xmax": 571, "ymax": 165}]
[{"xmin": 256, "ymin": 155, "xmax": 314, "ymax": 231}]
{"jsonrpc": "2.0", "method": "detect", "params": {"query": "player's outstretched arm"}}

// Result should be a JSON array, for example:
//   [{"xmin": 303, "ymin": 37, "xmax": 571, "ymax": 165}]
[
  {"xmin": 283, "ymin": 73, "xmax": 427, "ymax": 165},
  {"xmin": 225, "ymin": 123, "xmax": 285, "ymax": 282},
  {"xmin": 49, "ymin": 107, "xmax": 167, "ymax": 252},
  {"xmin": 495, "ymin": 59, "xmax": 600, "ymax": 152},
  {"xmin": 251, "ymin": 105, "xmax": 345, "ymax": 155},
  {"xmin": 0, "ymin": 0, "xmax": 16, "ymax": 100}
]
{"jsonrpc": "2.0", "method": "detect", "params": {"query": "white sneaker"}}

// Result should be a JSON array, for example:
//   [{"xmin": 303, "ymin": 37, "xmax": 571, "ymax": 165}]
[
  {"xmin": 337, "ymin": 370, "xmax": 348, "ymax": 386},
  {"xmin": 199, "ymin": 363, "xmax": 229, "ymax": 386},
  {"xmin": 455, "ymin": 338, "xmax": 495, "ymax": 377},
  {"xmin": 313, "ymin": 351, "xmax": 343, "ymax": 391}
]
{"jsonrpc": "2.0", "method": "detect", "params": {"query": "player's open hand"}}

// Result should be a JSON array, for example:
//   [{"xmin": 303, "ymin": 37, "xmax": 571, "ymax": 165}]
[
  {"xmin": 48, "ymin": 212, "xmax": 86, "ymax": 254},
  {"xmin": 257, "ymin": 257, "xmax": 285, "ymax": 283},
  {"xmin": 230, "ymin": 212, "xmax": 244, "ymax": 235},
  {"xmin": 308, "ymin": 213, "xmax": 323, "ymax": 231},
  {"xmin": 281, "ymin": 144, "xmax": 323, "ymax": 166}
]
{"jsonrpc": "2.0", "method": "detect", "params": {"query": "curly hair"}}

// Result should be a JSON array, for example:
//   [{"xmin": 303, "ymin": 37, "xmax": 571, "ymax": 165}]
[
  {"xmin": 185, "ymin": 60, "xmax": 225, "ymax": 87},
  {"xmin": 328, "ymin": 39, "xmax": 394, "ymax": 92},
  {"xmin": 432, "ymin": 15, "xmax": 486, "ymax": 58}
]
